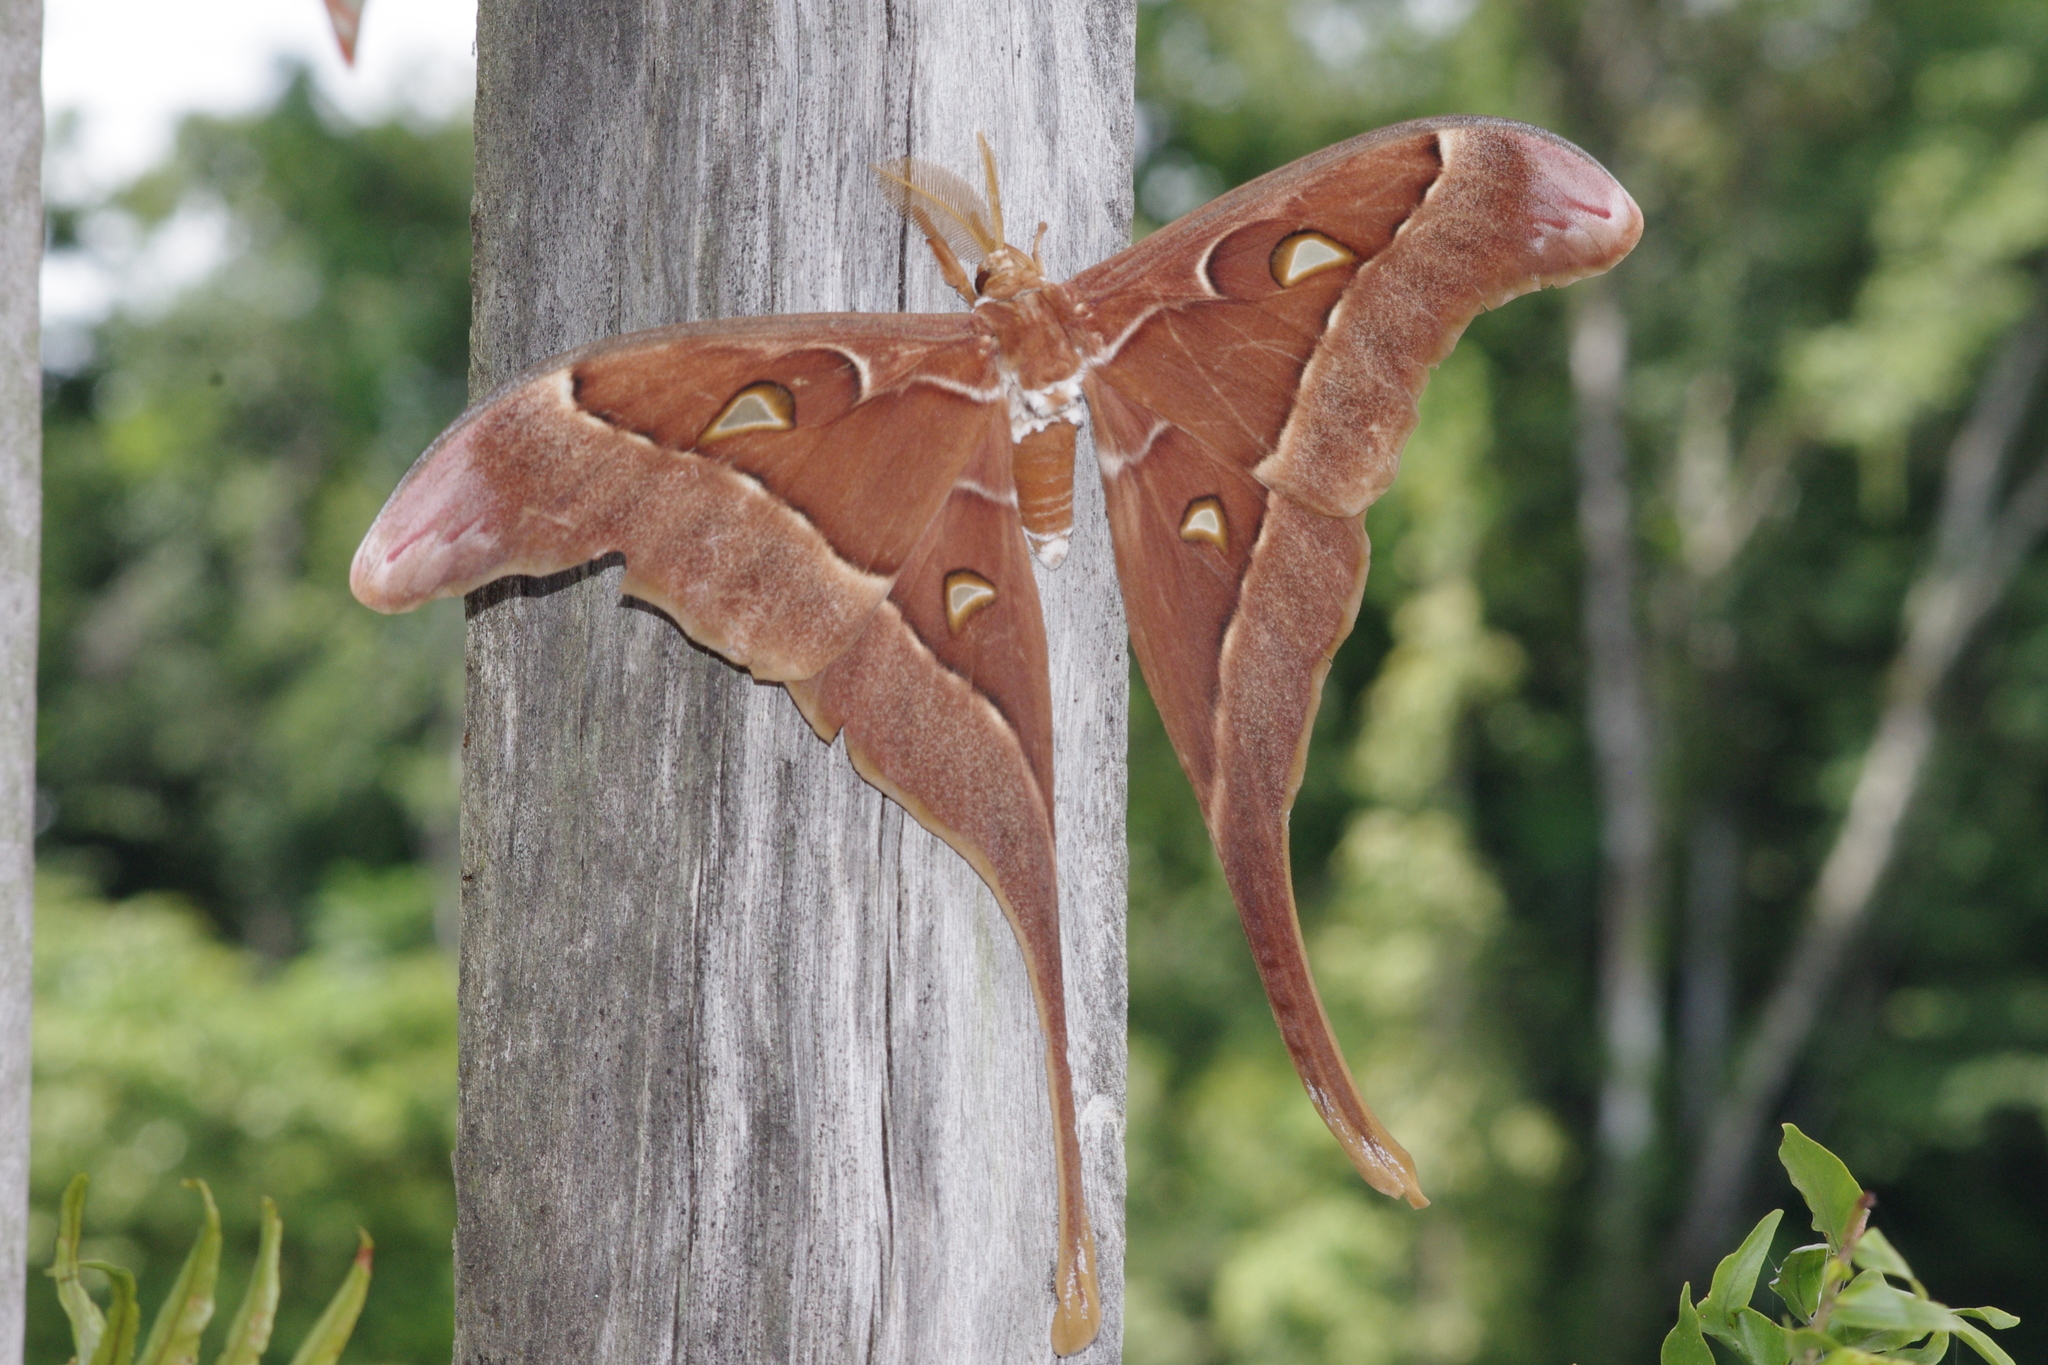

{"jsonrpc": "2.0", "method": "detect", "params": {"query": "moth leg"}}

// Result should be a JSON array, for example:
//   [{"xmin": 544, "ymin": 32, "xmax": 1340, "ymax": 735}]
[{"xmin": 915, "ymin": 218, "xmax": 979, "ymax": 305}]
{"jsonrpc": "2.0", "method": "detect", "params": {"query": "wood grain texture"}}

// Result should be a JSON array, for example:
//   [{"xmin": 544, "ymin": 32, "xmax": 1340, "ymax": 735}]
[
  {"xmin": 457, "ymin": 2, "xmax": 1133, "ymax": 1361},
  {"xmin": 0, "ymin": 1, "xmax": 38, "ymax": 1360}
]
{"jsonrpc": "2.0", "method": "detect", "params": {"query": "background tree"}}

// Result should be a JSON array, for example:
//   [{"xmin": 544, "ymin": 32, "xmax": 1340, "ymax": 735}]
[
  {"xmin": 1126, "ymin": 0, "xmax": 2048, "ymax": 1361},
  {"xmin": 3, "ymin": 0, "xmax": 41, "ymax": 1359},
  {"xmin": 36, "ymin": 76, "xmax": 470, "ymax": 947}
]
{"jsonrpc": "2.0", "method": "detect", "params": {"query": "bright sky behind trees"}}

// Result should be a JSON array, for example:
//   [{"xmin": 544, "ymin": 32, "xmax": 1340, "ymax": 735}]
[{"xmin": 40, "ymin": 0, "xmax": 472, "ymax": 331}]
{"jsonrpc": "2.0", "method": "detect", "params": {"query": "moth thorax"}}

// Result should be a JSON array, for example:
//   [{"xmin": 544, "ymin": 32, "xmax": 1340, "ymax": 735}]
[{"xmin": 1014, "ymin": 422, "xmax": 1078, "ymax": 568}]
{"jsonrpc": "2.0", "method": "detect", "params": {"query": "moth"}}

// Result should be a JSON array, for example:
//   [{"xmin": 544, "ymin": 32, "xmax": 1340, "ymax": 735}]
[{"xmin": 351, "ymin": 116, "xmax": 1640, "ymax": 1355}]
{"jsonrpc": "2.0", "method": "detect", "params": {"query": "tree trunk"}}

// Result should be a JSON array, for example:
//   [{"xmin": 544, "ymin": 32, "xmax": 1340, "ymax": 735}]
[
  {"xmin": 456, "ymin": 3, "xmax": 1133, "ymax": 1362},
  {"xmin": 0, "ymin": 0, "xmax": 39, "ymax": 1360},
  {"xmin": 1569, "ymin": 282, "xmax": 1664, "ymax": 1354}
]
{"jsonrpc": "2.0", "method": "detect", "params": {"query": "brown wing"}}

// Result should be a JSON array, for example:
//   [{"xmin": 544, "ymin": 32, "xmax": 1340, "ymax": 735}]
[
  {"xmin": 351, "ymin": 311, "xmax": 1101, "ymax": 1353},
  {"xmin": 351, "ymin": 313, "xmax": 1003, "ymax": 681},
  {"xmin": 786, "ymin": 414, "xmax": 1099, "ymax": 1353},
  {"xmin": 1072, "ymin": 116, "xmax": 1644, "ymax": 1206}
]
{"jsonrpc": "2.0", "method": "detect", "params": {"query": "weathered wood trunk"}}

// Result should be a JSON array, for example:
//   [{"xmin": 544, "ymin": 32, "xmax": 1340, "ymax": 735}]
[
  {"xmin": 457, "ymin": 2, "xmax": 1134, "ymax": 1361},
  {"xmin": 0, "ymin": 1, "xmax": 39, "ymax": 1361}
]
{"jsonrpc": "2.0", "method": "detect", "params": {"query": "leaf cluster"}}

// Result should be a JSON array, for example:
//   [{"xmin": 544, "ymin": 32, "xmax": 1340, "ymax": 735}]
[
  {"xmin": 28, "ymin": 879, "xmax": 455, "ymax": 1365},
  {"xmin": 46, "ymin": 1175, "xmax": 370, "ymax": 1365},
  {"xmin": 1663, "ymin": 1127, "xmax": 2018, "ymax": 1365}
]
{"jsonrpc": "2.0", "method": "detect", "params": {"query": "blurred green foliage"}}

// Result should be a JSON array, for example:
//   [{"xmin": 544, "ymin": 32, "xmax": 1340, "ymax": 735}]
[
  {"xmin": 31, "ymin": 74, "xmax": 465, "ymax": 1365},
  {"xmin": 1126, "ymin": 0, "xmax": 2048, "ymax": 1361},
  {"xmin": 29, "ymin": 2, "xmax": 2048, "ymax": 1361},
  {"xmin": 29, "ymin": 876, "xmax": 454, "ymax": 1365},
  {"xmin": 37, "ymin": 71, "xmax": 467, "ymax": 949}
]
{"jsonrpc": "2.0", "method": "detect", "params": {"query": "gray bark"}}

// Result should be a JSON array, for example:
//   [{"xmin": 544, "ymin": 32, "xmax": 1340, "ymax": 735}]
[
  {"xmin": 1675, "ymin": 301, "xmax": 2048, "ymax": 1267},
  {"xmin": 457, "ymin": 3, "xmax": 1133, "ymax": 1363},
  {"xmin": 0, "ymin": 0, "xmax": 38, "ymax": 1360}
]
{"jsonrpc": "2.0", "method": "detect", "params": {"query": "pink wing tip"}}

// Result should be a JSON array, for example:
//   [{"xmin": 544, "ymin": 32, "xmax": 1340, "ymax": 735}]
[
  {"xmin": 1511, "ymin": 129, "xmax": 1644, "ymax": 283},
  {"xmin": 349, "ymin": 520, "xmax": 419, "ymax": 613},
  {"xmin": 349, "ymin": 428, "xmax": 504, "ymax": 614},
  {"xmin": 323, "ymin": 0, "xmax": 362, "ymax": 65}
]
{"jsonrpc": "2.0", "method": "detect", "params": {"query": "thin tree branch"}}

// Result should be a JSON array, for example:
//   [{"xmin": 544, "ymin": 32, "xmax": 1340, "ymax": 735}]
[
  {"xmin": 1675, "ymin": 301, "xmax": 2048, "ymax": 1268},
  {"xmin": 1933, "ymin": 311, "xmax": 2048, "ymax": 568},
  {"xmin": 1679, "ymin": 808, "xmax": 1738, "ymax": 1133}
]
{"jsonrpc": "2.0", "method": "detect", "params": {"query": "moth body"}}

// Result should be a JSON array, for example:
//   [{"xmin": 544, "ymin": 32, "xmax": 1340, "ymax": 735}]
[
  {"xmin": 1005, "ymin": 369, "xmax": 1085, "ymax": 437},
  {"xmin": 961, "ymin": 279, "xmax": 1091, "ymax": 567}
]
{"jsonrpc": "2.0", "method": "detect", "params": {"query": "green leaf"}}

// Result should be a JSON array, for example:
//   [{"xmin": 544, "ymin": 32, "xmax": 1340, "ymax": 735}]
[
  {"xmin": 1703, "ymin": 1209, "xmax": 1784, "ymax": 1333},
  {"xmin": 1959, "ymin": 1307, "xmax": 2020, "ymax": 1331},
  {"xmin": 1855, "ymin": 1327, "xmax": 1936, "ymax": 1354},
  {"xmin": 48, "ymin": 1173, "xmax": 107, "ymax": 1365},
  {"xmin": 1779, "ymin": 1124, "xmax": 1866, "ymax": 1250},
  {"xmin": 212, "ymin": 1197, "xmax": 284, "ymax": 1365},
  {"xmin": 1771, "ymin": 1244, "xmax": 1828, "ymax": 1323},
  {"xmin": 1816, "ymin": 1349, "xmax": 1890, "ymax": 1364},
  {"xmin": 138, "ymin": 1180, "xmax": 223, "ymax": 1365},
  {"xmin": 1662, "ymin": 1285, "xmax": 1717, "ymax": 1365},
  {"xmin": 1850, "ymin": 1227, "xmax": 1915, "ymax": 1283},
  {"xmin": 80, "ymin": 1263, "xmax": 143, "ymax": 1365},
  {"xmin": 1784, "ymin": 1327, "xmax": 1836, "ymax": 1357},
  {"xmin": 283, "ymin": 1231, "xmax": 374, "ymax": 1365},
  {"xmin": 1893, "ymin": 1333, "xmax": 1953, "ymax": 1365},
  {"xmin": 1830, "ymin": 1273, "xmax": 1963, "ymax": 1335},
  {"xmin": 1725, "ymin": 1307, "xmax": 1791, "ymax": 1365},
  {"xmin": 1952, "ymin": 1319, "xmax": 2018, "ymax": 1365}
]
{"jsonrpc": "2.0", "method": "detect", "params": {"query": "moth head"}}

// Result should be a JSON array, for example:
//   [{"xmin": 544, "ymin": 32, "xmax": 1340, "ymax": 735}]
[{"xmin": 973, "ymin": 240, "xmax": 1048, "ymax": 301}]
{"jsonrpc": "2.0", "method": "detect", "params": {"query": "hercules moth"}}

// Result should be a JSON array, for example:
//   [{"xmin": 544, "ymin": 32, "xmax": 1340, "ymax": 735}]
[{"xmin": 351, "ymin": 116, "xmax": 1641, "ymax": 1355}]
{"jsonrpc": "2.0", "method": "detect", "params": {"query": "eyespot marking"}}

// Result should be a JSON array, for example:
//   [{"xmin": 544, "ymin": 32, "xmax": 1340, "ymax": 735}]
[
  {"xmin": 1270, "ymin": 231, "xmax": 1356, "ymax": 288},
  {"xmin": 944, "ymin": 570, "xmax": 997, "ymax": 632},
  {"xmin": 702, "ymin": 381, "xmax": 796, "ymax": 442},
  {"xmin": 1179, "ymin": 497, "xmax": 1227, "ymax": 550}
]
